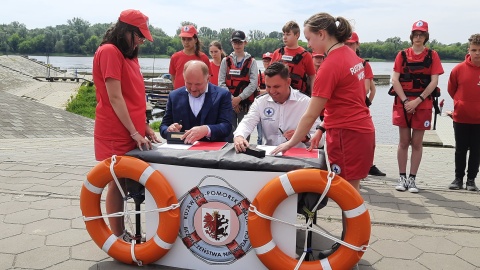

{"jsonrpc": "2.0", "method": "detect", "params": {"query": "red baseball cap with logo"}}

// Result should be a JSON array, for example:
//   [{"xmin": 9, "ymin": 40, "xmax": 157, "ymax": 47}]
[
  {"xmin": 346, "ymin": 32, "xmax": 359, "ymax": 44},
  {"xmin": 262, "ymin": 52, "xmax": 272, "ymax": 59},
  {"xmin": 119, "ymin": 9, "xmax": 153, "ymax": 42},
  {"xmin": 179, "ymin": 25, "xmax": 198, "ymax": 38},
  {"xmin": 412, "ymin": 20, "xmax": 428, "ymax": 32}
]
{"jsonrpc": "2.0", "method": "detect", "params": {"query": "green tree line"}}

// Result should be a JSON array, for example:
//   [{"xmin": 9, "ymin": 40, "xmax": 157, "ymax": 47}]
[{"xmin": 0, "ymin": 18, "xmax": 469, "ymax": 61}]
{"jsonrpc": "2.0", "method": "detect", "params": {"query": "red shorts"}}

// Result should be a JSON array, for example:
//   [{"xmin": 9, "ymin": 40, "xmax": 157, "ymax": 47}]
[
  {"xmin": 94, "ymin": 137, "xmax": 136, "ymax": 161},
  {"xmin": 392, "ymin": 106, "xmax": 432, "ymax": 130},
  {"xmin": 326, "ymin": 129, "xmax": 375, "ymax": 181}
]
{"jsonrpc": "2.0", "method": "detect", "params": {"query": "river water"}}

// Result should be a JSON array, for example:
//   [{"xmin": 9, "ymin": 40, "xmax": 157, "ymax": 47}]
[{"xmin": 30, "ymin": 55, "xmax": 459, "ymax": 145}]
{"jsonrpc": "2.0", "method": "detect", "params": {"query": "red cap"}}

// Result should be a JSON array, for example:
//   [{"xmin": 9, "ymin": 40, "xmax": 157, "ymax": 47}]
[
  {"xmin": 412, "ymin": 20, "xmax": 428, "ymax": 32},
  {"xmin": 312, "ymin": 52, "xmax": 325, "ymax": 58},
  {"xmin": 119, "ymin": 9, "xmax": 153, "ymax": 42},
  {"xmin": 346, "ymin": 32, "xmax": 359, "ymax": 43},
  {"xmin": 262, "ymin": 52, "xmax": 272, "ymax": 59},
  {"xmin": 179, "ymin": 25, "xmax": 197, "ymax": 38}
]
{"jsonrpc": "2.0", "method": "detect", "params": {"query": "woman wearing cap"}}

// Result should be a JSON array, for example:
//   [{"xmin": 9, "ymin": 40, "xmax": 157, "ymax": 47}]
[
  {"xmin": 169, "ymin": 25, "xmax": 211, "ymax": 89},
  {"xmin": 271, "ymin": 12, "xmax": 375, "ymax": 193},
  {"xmin": 391, "ymin": 20, "xmax": 444, "ymax": 193},
  {"xmin": 209, "ymin": 40, "xmax": 226, "ymax": 86},
  {"xmin": 92, "ymin": 9, "xmax": 160, "ymax": 238}
]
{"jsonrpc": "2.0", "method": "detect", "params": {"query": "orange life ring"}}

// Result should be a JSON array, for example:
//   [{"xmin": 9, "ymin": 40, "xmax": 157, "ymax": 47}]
[
  {"xmin": 80, "ymin": 156, "xmax": 180, "ymax": 265},
  {"xmin": 248, "ymin": 169, "xmax": 370, "ymax": 270}
]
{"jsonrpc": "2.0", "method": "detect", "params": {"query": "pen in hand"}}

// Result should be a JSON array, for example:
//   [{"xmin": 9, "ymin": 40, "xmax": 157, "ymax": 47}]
[{"xmin": 279, "ymin": 128, "xmax": 288, "ymax": 141}]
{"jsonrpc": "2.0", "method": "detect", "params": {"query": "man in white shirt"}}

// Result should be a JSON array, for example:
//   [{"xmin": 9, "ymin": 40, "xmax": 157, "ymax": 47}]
[{"xmin": 233, "ymin": 62, "xmax": 321, "ymax": 152}]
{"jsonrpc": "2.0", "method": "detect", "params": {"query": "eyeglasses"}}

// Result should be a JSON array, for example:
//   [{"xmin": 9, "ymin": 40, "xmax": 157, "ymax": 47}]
[
  {"xmin": 134, "ymin": 31, "xmax": 145, "ymax": 42},
  {"xmin": 412, "ymin": 33, "xmax": 426, "ymax": 38}
]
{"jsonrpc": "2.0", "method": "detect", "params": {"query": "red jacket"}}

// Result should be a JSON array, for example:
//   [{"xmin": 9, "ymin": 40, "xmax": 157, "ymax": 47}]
[{"xmin": 448, "ymin": 54, "xmax": 480, "ymax": 124}]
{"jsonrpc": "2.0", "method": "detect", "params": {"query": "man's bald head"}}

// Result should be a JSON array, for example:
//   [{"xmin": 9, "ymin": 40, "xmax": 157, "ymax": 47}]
[
  {"xmin": 183, "ymin": 60, "xmax": 209, "ymax": 97},
  {"xmin": 183, "ymin": 60, "xmax": 209, "ymax": 78}
]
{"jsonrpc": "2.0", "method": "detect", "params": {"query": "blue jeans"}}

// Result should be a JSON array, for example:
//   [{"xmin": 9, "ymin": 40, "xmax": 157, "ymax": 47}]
[{"xmin": 257, "ymin": 123, "xmax": 263, "ymax": 145}]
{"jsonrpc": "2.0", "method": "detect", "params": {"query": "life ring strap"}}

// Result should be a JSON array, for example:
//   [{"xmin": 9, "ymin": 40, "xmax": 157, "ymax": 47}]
[
  {"xmin": 344, "ymin": 203, "xmax": 367, "ymax": 218},
  {"xmin": 254, "ymin": 239, "xmax": 276, "ymax": 255},
  {"xmin": 139, "ymin": 166, "xmax": 155, "ymax": 186},
  {"xmin": 279, "ymin": 174, "xmax": 295, "ymax": 196}
]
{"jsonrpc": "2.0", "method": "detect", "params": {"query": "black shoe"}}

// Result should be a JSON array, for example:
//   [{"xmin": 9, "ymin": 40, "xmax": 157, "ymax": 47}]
[
  {"xmin": 317, "ymin": 242, "xmax": 340, "ymax": 259},
  {"xmin": 466, "ymin": 179, "xmax": 479, "ymax": 191},
  {"xmin": 448, "ymin": 178, "xmax": 463, "ymax": 190},
  {"xmin": 369, "ymin": 165, "xmax": 386, "ymax": 176}
]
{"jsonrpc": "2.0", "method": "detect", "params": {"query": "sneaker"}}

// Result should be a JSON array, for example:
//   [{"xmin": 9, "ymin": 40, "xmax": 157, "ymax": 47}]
[
  {"xmin": 318, "ymin": 242, "xmax": 340, "ymax": 259},
  {"xmin": 395, "ymin": 175, "xmax": 407, "ymax": 191},
  {"xmin": 466, "ymin": 179, "xmax": 479, "ymax": 191},
  {"xmin": 448, "ymin": 178, "xmax": 463, "ymax": 190},
  {"xmin": 407, "ymin": 177, "xmax": 419, "ymax": 193},
  {"xmin": 369, "ymin": 165, "xmax": 386, "ymax": 176}
]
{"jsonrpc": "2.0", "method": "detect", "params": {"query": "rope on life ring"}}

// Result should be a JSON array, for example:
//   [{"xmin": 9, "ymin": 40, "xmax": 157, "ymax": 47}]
[
  {"xmin": 80, "ymin": 155, "xmax": 180, "ymax": 265},
  {"xmin": 248, "ymin": 169, "xmax": 371, "ymax": 270}
]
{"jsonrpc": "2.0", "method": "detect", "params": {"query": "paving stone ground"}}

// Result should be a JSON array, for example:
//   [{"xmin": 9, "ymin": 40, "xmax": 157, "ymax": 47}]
[{"xmin": 1, "ymin": 55, "xmax": 479, "ymax": 270}]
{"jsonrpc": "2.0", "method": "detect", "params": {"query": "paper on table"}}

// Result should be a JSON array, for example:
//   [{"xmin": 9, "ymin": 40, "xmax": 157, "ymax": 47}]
[
  {"xmin": 157, "ymin": 141, "xmax": 196, "ymax": 150},
  {"xmin": 256, "ymin": 145, "xmax": 282, "ymax": 156}
]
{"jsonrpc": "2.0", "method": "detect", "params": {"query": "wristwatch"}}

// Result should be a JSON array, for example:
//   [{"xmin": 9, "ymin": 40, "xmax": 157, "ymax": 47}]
[
  {"xmin": 316, "ymin": 125, "xmax": 326, "ymax": 133},
  {"xmin": 302, "ymin": 133, "xmax": 311, "ymax": 143}
]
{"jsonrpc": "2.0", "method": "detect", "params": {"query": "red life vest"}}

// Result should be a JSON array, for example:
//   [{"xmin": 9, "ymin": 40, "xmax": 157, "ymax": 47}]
[
  {"xmin": 278, "ymin": 47, "xmax": 310, "ymax": 95},
  {"xmin": 389, "ymin": 49, "xmax": 441, "ymax": 127},
  {"xmin": 389, "ymin": 49, "xmax": 440, "ymax": 99},
  {"xmin": 225, "ymin": 56, "xmax": 257, "ymax": 109},
  {"xmin": 258, "ymin": 70, "xmax": 265, "ymax": 90}
]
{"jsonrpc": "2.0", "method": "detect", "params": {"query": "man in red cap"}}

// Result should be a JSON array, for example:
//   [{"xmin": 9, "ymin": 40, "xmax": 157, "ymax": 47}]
[
  {"xmin": 312, "ymin": 52, "xmax": 325, "ymax": 71},
  {"xmin": 169, "ymin": 25, "xmax": 211, "ymax": 89},
  {"xmin": 345, "ymin": 32, "xmax": 385, "ymax": 177},
  {"xmin": 258, "ymin": 52, "xmax": 272, "ymax": 95}
]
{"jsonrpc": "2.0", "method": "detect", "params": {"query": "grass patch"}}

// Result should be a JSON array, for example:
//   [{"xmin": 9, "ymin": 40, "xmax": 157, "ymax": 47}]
[
  {"xmin": 150, "ymin": 121, "xmax": 161, "ymax": 132},
  {"xmin": 66, "ymin": 84, "xmax": 162, "ymax": 132},
  {"xmin": 66, "ymin": 83, "xmax": 96, "ymax": 119}
]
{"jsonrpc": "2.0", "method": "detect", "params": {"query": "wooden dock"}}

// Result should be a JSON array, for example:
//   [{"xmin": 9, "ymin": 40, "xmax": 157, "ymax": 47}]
[
  {"xmin": 373, "ymin": 75, "xmax": 391, "ymax": 85},
  {"xmin": 33, "ymin": 76, "xmax": 93, "ymax": 85}
]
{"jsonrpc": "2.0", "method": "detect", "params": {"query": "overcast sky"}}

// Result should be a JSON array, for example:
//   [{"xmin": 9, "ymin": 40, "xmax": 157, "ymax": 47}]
[{"xmin": 1, "ymin": 0, "xmax": 476, "ymax": 44}]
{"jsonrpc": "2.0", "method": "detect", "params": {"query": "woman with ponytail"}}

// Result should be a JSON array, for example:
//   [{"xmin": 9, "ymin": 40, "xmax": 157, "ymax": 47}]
[{"xmin": 271, "ymin": 13, "xmax": 375, "ymax": 192}]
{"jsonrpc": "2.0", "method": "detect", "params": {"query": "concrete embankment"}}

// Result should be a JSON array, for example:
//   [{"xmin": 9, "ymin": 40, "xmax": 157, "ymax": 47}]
[{"xmin": 0, "ymin": 55, "xmax": 91, "ymax": 109}]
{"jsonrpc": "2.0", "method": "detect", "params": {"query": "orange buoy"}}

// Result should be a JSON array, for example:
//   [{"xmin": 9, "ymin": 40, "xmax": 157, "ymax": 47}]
[
  {"xmin": 80, "ymin": 156, "xmax": 180, "ymax": 265},
  {"xmin": 248, "ymin": 169, "xmax": 370, "ymax": 269}
]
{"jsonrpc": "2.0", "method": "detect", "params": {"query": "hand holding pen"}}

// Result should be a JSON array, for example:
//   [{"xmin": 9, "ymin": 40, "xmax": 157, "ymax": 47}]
[{"xmin": 279, "ymin": 128, "xmax": 294, "ymax": 141}]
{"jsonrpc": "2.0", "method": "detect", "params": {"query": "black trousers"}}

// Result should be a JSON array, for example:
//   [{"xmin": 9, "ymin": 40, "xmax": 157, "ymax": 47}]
[{"xmin": 453, "ymin": 121, "xmax": 480, "ymax": 179}]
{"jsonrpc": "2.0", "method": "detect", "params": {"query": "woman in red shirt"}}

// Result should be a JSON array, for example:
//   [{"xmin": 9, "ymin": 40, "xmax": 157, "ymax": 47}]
[
  {"xmin": 391, "ymin": 20, "xmax": 444, "ymax": 193},
  {"xmin": 93, "ymin": 9, "xmax": 160, "ymax": 238},
  {"xmin": 208, "ymin": 40, "xmax": 226, "ymax": 85},
  {"xmin": 271, "ymin": 12, "xmax": 375, "ymax": 192},
  {"xmin": 169, "ymin": 25, "xmax": 212, "ymax": 89}
]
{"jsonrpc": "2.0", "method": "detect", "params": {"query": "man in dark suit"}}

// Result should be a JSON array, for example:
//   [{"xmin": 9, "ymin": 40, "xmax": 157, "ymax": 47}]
[{"xmin": 160, "ymin": 60, "xmax": 233, "ymax": 143}]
